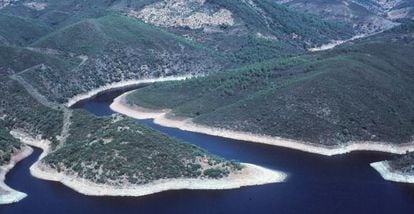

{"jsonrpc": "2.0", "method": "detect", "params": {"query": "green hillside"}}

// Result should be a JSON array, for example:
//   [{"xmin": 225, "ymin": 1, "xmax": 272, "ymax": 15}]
[
  {"xmin": 32, "ymin": 15, "xmax": 211, "ymax": 55},
  {"xmin": 0, "ymin": 0, "xmax": 353, "ymax": 63},
  {"xmin": 0, "ymin": 76, "xmax": 63, "ymax": 146},
  {"xmin": 44, "ymin": 110, "xmax": 241, "ymax": 184},
  {"xmin": 389, "ymin": 152, "xmax": 414, "ymax": 175},
  {"xmin": 274, "ymin": 0, "xmax": 414, "ymax": 34},
  {"xmin": 0, "ymin": 123, "xmax": 22, "ymax": 166},
  {"xmin": 19, "ymin": 14, "xmax": 223, "ymax": 102},
  {"xmin": 127, "ymin": 22, "xmax": 414, "ymax": 145},
  {"xmin": 0, "ymin": 13, "xmax": 51, "ymax": 46},
  {"xmin": 0, "ymin": 0, "xmax": 114, "ymax": 29},
  {"xmin": 0, "ymin": 45, "xmax": 75, "ymax": 72},
  {"xmin": 152, "ymin": 0, "xmax": 354, "ymax": 63},
  {"xmin": 0, "ymin": 0, "xmax": 354, "ymax": 103}
]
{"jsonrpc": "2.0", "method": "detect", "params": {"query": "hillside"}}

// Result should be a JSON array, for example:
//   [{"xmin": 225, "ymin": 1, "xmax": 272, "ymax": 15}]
[
  {"xmin": 15, "ymin": 14, "xmax": 223, "ymax": 102},
  {"xmin": 274, "ymin": 0, "xmax": 414, "ymax": 35},
  {"xmin": 0, "ymin": 0, "xmax": 353, "ymax": 62},
  {"xmin": 0, "ymin": 0, "xmax": 113, "ymax": 29},
  {"xmin": 0, "ymin": 122, "xmax": 26, "ymax": 204},
  {"xmin": 0, "ymin": 46, "xmax": 245, "ymax": 200},
  {"xmin": 0, "ymin": 13, "xmax": 51, "ymax": 46},
  {"xmin": 0, "ymin": 1, "xmax": 225, "ymax": 102},
  {"xmin": 0, "ymin": 124, "xmax": 22, "ymax": 166},
  {"xmin": 128, "ymin": 0, "xmax": 353, "ymax": 62},
  {"xmin": 126, "ymin": 22, "xmax": 414, "ymax": 145},
  {"xmin": 388, "ymin": 152, "xmax": 414, "ymax": 175},
  {"xmin": 0, "ymin": 0, "xmax": 354, "ymax": 104},
  {"xmin": 0, "ymin": 54, "xmax": 64, "ymax": 146},
  {"xmin": 44, "ymin": 110, "xmax": 241, "ymax": 184}
]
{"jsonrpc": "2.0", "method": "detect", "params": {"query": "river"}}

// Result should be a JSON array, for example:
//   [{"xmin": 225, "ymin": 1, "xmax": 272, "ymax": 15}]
[{"xmin": 1, "ymin": 89, "xmax": 414, "ymax": 214}]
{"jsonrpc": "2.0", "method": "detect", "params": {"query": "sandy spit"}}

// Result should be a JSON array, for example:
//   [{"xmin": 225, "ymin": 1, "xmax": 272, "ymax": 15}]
[
  {"xmin": 0, "ymin": 145, "xmax": 33, "ymax": 204},
  {"xmin": 110, "ymin": 92, "xmax": 414, "ymax": 157},
  {"xmin": 370, "ymin": 161, "xmax": 414, "ymax": 184},
  {"xmin": 9, "ymin": 130, "xmax": 286, "ymax": 197},
  {"xmin": 66, "ymin": 75, "xmax": 196, "ymax": 107}
]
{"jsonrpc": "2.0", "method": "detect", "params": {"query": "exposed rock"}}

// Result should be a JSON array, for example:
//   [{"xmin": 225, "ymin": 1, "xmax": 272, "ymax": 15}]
[
  {"xmin": 256, "ymin": 32, "xmax": 278, "ymax": 41},
  {"xmin": 0, "ymin": 0, "xmax": 17, "ymax": 9},
  {"xmin": 129, "ymin": 0, "xmax": 234, "ymax": 30},
  {"xmin": 23, "ymin": 2, "xmax": 47, "ymax": 11},
  {"xmin": 388, "ymin": 7, "xmax": 414, "ymax": 20}
]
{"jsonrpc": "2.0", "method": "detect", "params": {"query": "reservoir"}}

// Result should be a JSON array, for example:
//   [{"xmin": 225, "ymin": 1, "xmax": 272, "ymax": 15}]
[{"xmin": 1, "ymin": 89, "xmax": 414, "ymax": 214}]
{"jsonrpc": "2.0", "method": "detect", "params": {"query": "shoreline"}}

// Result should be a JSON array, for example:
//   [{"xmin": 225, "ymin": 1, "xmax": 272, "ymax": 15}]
[
  {"xmin": 110, "ymin": 92, "xmax": 414, "ymax": 157},
  {"xmin": 370, "ymin": 161, "xmax": 414, "ymax": 184},
  {"xmin": 30, "ymin": 162, "xmax": 286, "ymax": 197},
  {"xmin": 10, "ymin": 130, "xmax": 286, "ymax": 197},
  {"xmin": 0, "ymin": 145, "xmax": 33, "ymax": 205},
  {"xmin": 66, "ymin": 75, "xmax": 196, "ymax": 108}
]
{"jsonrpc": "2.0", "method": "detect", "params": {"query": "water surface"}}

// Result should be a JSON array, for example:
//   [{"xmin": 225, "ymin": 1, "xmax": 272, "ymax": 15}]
[{"xmin": 1, "ymin": 90, "xmax": 414, "ymax": 214}]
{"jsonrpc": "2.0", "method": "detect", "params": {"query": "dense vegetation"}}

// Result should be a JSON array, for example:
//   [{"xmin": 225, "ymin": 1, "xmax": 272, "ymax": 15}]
[
  {"xmin": 388, "ymin": 152, "xmax": 414, "ymax": 175},
  {"xmin": 274, "ymin": 0, "xmax": 414, "ymax": 34},
  {"xmin": 0, "ymin": 46, "xmax": 64, "ymax": 167},
  {"xmin": 127, "ymin": 22, "xmax": 414, "ymax": 145},
  {"xmin": 0, "ymin": 123, "xmax": 22, "ymax": 166},
  {"xmin": 0, "ymin": 13, "xmax": 52, "ymax": 46},
  {"xmin": 19, "ymin": 14, "xmax": 224, "ymax": 102},
  {"xmin": 0, "ymin": 0, "xmax": 354, "ymax": 104},
  {"xmin": 0, "ymin": 77, "xmax": 63, "ymax": 146},
  {"xmin": 45, "ymin": 111, "xmax": 241, "ymax": 184},
  {"xmin": 168, "ymin": 0, "xmax": 353, "ymax": 63}
]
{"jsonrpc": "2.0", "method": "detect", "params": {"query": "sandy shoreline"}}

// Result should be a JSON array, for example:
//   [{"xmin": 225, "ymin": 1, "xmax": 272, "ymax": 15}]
[
  {"xmin": 66, "ymin": 75, "xmax": 196, "ymax": 107},
  {"xmin": 370, "ymin": 161, "xmax": 414, "ymax": 184},
  {"xmin": 30, "ymin": 162, "xmax": 286, "ymax": 197},
  {"xmin": 10, "ymin": 130, "xmax": 50, "ymax": 160},
  {"xmin": 10, "ymin": 130, "xmax": 286, "ymax": 197},
  {"xmin": 0, "ymin": 145, "xmax": 33, "ymax": 204},
  {"xmin": 110, "ymin": 92, "xmax": 414, "ymax": 157}
]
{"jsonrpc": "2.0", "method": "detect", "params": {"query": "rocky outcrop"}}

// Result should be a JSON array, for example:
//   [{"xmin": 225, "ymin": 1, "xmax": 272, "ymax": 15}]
[
  {"xmin": 23, "ymin": 2, "xmax": 47, "ymax": 11},
  {"xmin": 129, "ymin": 0, "xmax": 234, "ymax": 30},
  {"xmin": 0, "ymin": 0, "xmax": 16, "ymax": 9}
]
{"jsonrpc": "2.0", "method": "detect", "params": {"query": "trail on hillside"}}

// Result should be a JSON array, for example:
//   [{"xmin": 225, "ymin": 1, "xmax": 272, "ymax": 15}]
[{"xmin": 10, "ymin": 65, "xmax": 72, "ymax": 147}]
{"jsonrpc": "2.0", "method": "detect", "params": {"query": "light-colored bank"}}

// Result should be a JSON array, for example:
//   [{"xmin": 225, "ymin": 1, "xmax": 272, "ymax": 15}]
[
  {"xmin": 66, "ymin": 75, "xmax": 196, "ymax": 107},
  {"xmin": 371, "ymin": 161, "xmax": 414, "ymax": 183},
  {"xmin": 110, "ymin": 91, "xmax": 414, "ymax": 157},
  {"xmin": 0, "ymin": 145, "xmax": 33, "ymax": 204},
  {"xmin": 30, "ymin": 162, "xmax": 286, "ymax": 197},
  {"xmin": 10, "ymin": 128, "xmax": 286, "ymax": 198}
]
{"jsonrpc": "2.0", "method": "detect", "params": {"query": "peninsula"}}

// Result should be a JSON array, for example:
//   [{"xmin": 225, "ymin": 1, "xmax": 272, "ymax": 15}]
[{"xmin": 112, "ymin": 23, "xmax": 414, "ymax": 183}]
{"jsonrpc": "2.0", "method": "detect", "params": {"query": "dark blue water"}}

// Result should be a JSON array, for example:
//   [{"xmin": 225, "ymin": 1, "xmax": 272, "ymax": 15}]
[{"xmin": 2, "ymin": 90, "xmax": 414, "ymax": 214}]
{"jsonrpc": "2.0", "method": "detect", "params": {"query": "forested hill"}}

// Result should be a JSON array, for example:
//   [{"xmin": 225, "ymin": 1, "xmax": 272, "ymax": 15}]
[
  {"xmin": 0, "ymin": 0, "xmax": 353, "ymax": 56},
  {"xmin": 0, "ymin": 0, "xmax": 353, "ymax": 103},
  {"xmin": 274, "ymin": 0, "xmax": 414, "ymax": 35},
  {"xmin": 0, "ymin": 123, "xmax": 22, "ymax": 166},
  {"xmin": 127, "ymin": 22, "xmax": 414, "ymax": 145}
]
